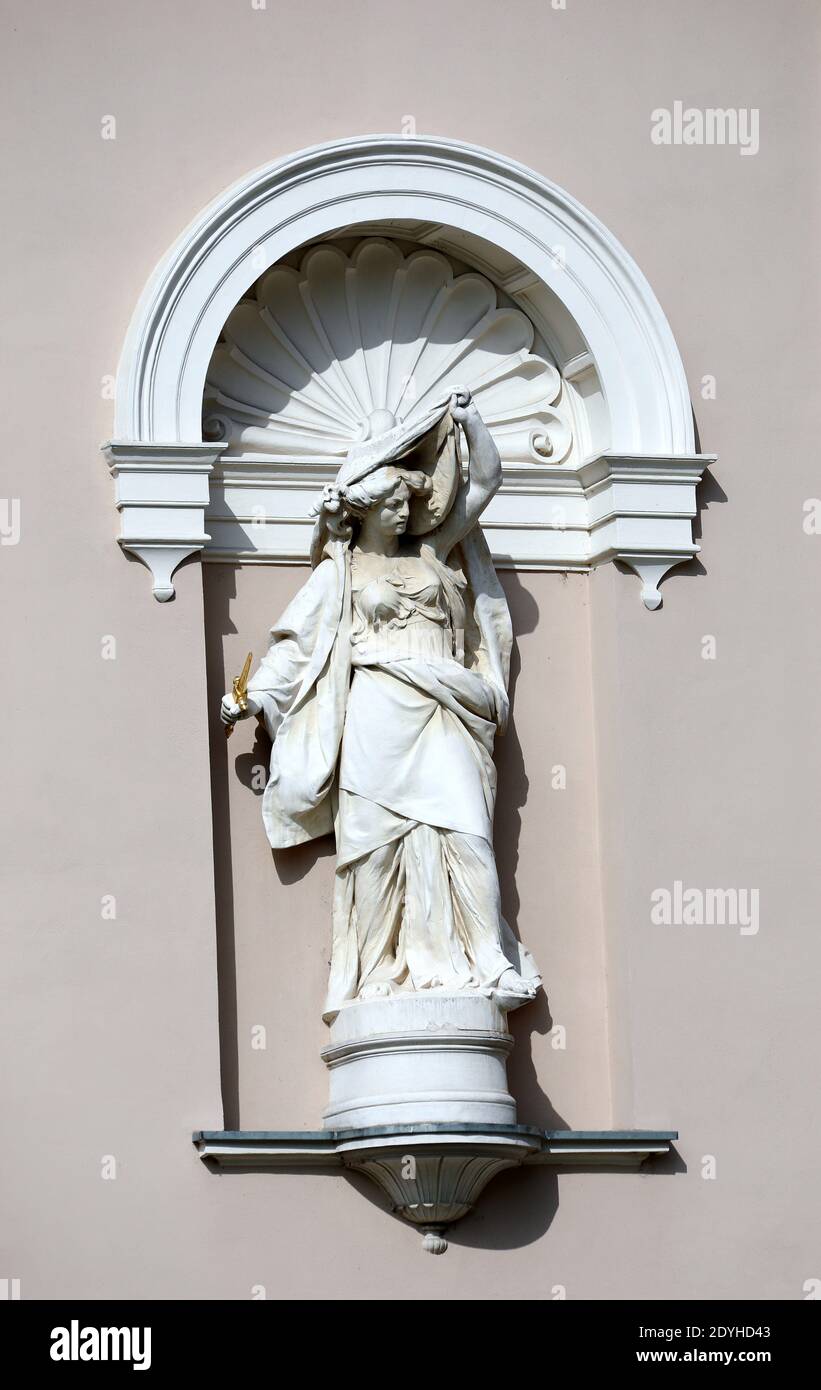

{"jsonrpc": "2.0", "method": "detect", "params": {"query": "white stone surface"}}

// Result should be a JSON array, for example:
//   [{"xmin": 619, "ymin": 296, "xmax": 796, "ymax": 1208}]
[{"xmin": 321, "ymin": 993, "xmax": 517, "ymax": 1129}]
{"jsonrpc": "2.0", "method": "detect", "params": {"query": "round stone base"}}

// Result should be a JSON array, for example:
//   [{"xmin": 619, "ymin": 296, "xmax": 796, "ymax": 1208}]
[{"xmin": 321, "ymin": 992, "xmax": 517, "ymax": 1129}]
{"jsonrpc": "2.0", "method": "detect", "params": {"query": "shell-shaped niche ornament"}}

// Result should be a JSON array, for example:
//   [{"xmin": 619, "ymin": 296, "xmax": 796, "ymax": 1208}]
[{"xmin": 203, "ymin": 238, "xmax": 573, "ymax": 466}]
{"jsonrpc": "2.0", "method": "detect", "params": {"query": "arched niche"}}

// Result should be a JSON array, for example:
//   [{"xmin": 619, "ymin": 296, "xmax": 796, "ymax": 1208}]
[{"xmin": 105, "ymin": 135, "xmax": 713, "ymax": 607}]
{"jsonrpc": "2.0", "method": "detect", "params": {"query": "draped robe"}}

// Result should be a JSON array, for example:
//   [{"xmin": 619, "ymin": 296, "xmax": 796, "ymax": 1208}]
[{"xmin": 246, "ymin": 523, "xmax": 540, "ymax": 1018}]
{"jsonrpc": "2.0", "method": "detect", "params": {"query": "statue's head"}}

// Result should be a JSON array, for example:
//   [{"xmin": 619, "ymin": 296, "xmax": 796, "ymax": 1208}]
[
  {"xmin": 343, "ymin": 465, "xmax": 431, "ymax": 544},
  {"xmin": 309, "ymin": 401, "xmax": 452, "ymax": 565}
]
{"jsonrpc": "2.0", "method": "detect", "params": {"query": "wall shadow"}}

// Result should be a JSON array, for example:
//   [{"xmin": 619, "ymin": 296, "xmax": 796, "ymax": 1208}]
[
  {"xmin": 691, "ymin": 464, "xmax": 726, "ymax": 544},
  {"xmin": 204, "ymin": 561, "xmax": 338, "ymax": 1126},
  {"xmin": 494, "ymin": 567, "xmax": 569, "ymax": 1134},
  {"xmin": 203, "ymin": 562, "xmax": 241, "ymax": 1130}
]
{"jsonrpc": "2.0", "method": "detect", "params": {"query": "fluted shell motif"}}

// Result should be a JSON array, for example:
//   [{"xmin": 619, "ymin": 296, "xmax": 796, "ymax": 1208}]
[{"xmin": 203, "ymin": 238, "xmax": 573, "ymax": 464}]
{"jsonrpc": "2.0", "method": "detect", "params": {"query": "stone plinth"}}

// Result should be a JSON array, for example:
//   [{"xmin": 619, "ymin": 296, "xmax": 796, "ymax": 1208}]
[{"xmin": 321, "ymin": 992, "xmax": 516, "ymax": 1129}]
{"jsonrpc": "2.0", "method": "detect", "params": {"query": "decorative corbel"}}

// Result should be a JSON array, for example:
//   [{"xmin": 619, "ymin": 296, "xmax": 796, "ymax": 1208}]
[
  {"xmin": 581, "ymin": 452, "xmax": 716, "ymax": 608},
  {"xmin": 103, "ymin": 443, "xmax": 225, "ymax": 600}
]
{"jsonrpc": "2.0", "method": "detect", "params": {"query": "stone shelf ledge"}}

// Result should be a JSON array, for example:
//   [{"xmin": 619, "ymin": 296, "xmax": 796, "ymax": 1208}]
[
  {"xmin": 194, "ymin": 1125, "xmax": 677, "ymax": 1251},
  {"xmin": 193, "ymin": 1125, "xmax": 677, "ymax": 1169}
]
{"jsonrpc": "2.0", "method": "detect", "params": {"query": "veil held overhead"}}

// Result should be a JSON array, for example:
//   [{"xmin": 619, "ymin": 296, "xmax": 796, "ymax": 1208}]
[{"xmin": 310, "ymin": 400, "xmax": 461, "ymax": 565}]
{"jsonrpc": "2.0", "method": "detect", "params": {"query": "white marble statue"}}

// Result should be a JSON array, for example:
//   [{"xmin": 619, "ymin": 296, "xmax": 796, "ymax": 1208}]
[{"xmin": 221, "ymin": 390, "xmax": 541, "ymax": 1019}]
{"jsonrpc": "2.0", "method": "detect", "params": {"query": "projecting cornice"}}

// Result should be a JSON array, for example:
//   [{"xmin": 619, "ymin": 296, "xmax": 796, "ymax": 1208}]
[{"xmin": 204, "ymin": 448, "xmax": 715, "ymax": 608}]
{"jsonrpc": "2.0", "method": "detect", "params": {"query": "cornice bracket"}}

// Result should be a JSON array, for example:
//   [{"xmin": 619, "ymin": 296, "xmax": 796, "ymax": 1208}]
[
  {"xmin": 584, "ymin": 451, "xmax": 716, "ymax": 607},
  {"xmin": 104, "ymin": 442, "xmax": 225, "ymax": 600}
]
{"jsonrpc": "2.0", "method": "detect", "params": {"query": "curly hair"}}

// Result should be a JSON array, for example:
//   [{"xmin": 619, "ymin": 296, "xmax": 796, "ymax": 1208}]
[
  {"xmin": 310, "ymin": 464, "xmax": 433, "ymax": 565},
  {"xmin": 342, "ymin": 465, "xmax": 431, "ymax": 518}
]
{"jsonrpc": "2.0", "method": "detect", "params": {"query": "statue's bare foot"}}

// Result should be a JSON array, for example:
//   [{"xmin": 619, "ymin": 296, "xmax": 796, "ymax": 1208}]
[
  {"xmin": 360, "ymin": 981, "xmax": 392, "ymax": 1001},
  {"xmin": 493, "ymin": 968, "xmax": 540, "ymax": 1010},
  {"xmin": 498, "ymin": 967, "xmax": 538, "ymax": 995}
]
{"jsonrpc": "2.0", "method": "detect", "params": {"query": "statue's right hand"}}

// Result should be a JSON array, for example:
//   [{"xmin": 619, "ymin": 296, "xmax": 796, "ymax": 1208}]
[
  {"xmin": 220, "ymin": 692, "xmax": 261, "ymax": 726},
  {"xmin": 220, "ymin": 694, "xmax": 243, "ymax": 727}
]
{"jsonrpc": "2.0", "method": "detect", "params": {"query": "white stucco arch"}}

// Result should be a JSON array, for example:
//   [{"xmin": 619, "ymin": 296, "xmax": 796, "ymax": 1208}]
[
  {"xmin": 106, "ymin": 135, "xmax": 711, "ymax": 605},
  {"xmin": 116, "ymin": 134, "xmax": 693, "ymax": 451}
]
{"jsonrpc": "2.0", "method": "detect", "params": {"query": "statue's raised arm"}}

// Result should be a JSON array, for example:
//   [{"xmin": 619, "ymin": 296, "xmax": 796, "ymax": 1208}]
[{"xmin": 427, "ymin": 389, "xmax": 502, "ymax": 562}]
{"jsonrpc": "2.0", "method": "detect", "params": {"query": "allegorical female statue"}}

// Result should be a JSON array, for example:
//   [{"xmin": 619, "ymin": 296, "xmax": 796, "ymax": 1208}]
[{"xmin": 220, "ymin": 390, "xmax": 541, "ymax": 1020}]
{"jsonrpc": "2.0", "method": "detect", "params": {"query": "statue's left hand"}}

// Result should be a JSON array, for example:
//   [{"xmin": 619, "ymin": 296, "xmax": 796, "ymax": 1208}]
[{"xmin": 449, "ymin": 386, "xmax": 476, "ymax": 426}]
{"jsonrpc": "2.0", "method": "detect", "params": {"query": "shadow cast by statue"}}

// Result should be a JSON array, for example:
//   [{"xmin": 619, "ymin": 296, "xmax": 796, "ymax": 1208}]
[
  {"xmin": 272, "ymin": 836, "xmax": 336, "ymax": 885},
  {"xmin": 493, "ymin": 568, "xmax": 570, "ymax": 1134},
  {"xmin": 507, "ymin": 992, "xmax": 571, "ymax": 1132},
  {"xmin": 450, "ymin": 1164, "xmax": 560, "ymax": 1251},
  {"xmin": 232, "ymin": 718, "xmax": 270, "ymax": 795}
]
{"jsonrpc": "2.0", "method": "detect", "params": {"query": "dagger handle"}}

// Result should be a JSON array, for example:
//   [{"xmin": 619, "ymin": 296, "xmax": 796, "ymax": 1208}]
[{"xmin": 225, "ymin": 652, "xmax": 252, "ymax": 739}]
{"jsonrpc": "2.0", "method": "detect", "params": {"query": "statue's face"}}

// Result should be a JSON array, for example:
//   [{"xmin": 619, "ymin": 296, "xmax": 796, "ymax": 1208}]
[{"xmin": 371, "ymin": 480, "xmax": 410, "ymax": 538}]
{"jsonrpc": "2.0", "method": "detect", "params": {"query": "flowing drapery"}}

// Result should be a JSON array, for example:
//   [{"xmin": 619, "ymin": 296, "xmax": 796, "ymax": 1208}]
[{"xmin": 245, "ymin": 513, "xmax": 539, "ymax": 1015}]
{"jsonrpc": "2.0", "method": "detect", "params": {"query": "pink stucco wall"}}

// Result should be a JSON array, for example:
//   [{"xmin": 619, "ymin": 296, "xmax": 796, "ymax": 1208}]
[{"xmin": 2, "ymin": 0, "xmax": 819, "ymax": 1297}]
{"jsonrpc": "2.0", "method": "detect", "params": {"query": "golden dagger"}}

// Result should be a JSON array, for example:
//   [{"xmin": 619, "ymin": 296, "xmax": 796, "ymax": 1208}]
[{"xmin": 225, "ymin": 650, "xmax": 253, "ymax": 738}]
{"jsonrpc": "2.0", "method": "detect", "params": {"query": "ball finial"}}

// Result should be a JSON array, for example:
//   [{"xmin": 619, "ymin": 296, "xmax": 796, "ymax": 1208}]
[{"xmin": 366, "ymin": 409, "xmax": 397, "ymax": 439}]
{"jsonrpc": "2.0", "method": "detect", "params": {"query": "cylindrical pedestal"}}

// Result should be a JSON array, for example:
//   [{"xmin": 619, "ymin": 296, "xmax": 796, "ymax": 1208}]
[{"xmin": 321, "ymin": 993, "xmax": 516, "ymax": 1129}]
